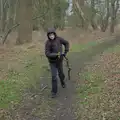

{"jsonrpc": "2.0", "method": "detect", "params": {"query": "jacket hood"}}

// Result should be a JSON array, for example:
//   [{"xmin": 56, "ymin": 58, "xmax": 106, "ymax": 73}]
[
  {"xmin": 47, "ymin": 28, "xmax": 56, "ymax": 34},
  {"xmin": 47, "ymin": 28, "xmax": 57, "ymax": 40}
]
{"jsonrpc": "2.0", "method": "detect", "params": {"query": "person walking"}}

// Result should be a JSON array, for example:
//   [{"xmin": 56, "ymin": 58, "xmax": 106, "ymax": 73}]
[{"xmin": 45, "ymin": 28, "xmax": 69, "ymax": 98}]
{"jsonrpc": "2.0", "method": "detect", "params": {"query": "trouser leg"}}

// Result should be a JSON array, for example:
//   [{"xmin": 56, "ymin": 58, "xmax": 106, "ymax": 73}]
[
  {"xmin": 50, "ymin": 63, "xmax": 58, "ymax": 94},
  {"xmin": 57, "ymin": 60, "xmax": 65, "ymax": 86}
]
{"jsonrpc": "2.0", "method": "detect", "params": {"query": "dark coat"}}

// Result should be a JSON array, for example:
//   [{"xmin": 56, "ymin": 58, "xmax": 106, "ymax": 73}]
[{"xmin": 45, "ymin": 28, "xmax": 69, "ymax": 63}]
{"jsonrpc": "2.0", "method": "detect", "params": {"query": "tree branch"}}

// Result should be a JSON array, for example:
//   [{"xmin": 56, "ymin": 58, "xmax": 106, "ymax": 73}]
[{"xmin": 2, "ymin": 23, "xmax": 20, "ymax": 44}]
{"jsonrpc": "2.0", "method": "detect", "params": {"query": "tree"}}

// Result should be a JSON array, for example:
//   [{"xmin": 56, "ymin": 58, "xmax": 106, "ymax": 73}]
[
  {"xmin": 16, "ymin": 0, "xmax": 32, "ymax": 44},
  {"xmin": 0, "ymin": 0, "xmax": 120, "ymax": 44},
  {"xmin": 100, "ymin": 0, "xmax": 110, "ymax": 32},
  {"xmin": 110, "ymin": 0, "xmax": 119, "ymax": 33},
  {"xmin": 91, "ymin": 0, "xmax": 97, "ymax": 30},
  {"xmin": 32, "ymin": 0, "xmax": 68, "ymax": 31},
  {"xmin": 0, "ymin": 0, "xmax": 7, "ymax": 33},
  {"xmin": 73, "ymin": 0, "xmax": 87, "ymax": 28}
]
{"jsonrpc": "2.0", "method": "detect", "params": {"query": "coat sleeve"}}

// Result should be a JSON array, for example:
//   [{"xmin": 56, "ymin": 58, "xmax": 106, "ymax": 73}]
[
  {"xmin": 60, "ymin": 37, "xmax": 69, "ymax": 54},
  {"xmin": 45, "ymin": 41, "xmax": 58, "ymax": 58}
]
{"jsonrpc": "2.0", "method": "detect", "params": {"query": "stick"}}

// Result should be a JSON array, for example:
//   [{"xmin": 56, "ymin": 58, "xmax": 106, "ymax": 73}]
[
  {"xmin": 64, "ymin": 56, "xmax": 71, "ymax": 80},
  {"xmin": 40, "ymin": 85, "xmax": 48, "ymax": 92}
]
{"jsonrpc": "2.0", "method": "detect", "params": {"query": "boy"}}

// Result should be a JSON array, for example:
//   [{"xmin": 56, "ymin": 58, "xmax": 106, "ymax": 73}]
[{"xmin": 45, "ymin": 28, "xmax": 69, "ymax": 98}]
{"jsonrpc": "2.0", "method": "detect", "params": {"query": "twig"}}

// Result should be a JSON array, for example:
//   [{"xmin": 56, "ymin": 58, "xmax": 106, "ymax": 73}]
[
  {"xmin": 2, "ymin": 23, "xmax": 20, "ymax": 44},
  {"xmin": 32, "ymin": 13, "xmax": 47, "ymax": 20},
  {"xmin": 40, "ymin": 85, "xmax": 48, "ymax": 92}
]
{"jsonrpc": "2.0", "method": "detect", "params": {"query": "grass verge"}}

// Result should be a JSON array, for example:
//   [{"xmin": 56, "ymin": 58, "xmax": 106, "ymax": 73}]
[
  {"xmin": 0, "ymin": 46, "xmax": 55, "ymax": 119},
  {"xmin": 0, "ymin": 51, "xmax": 45, "ymax": 108},
  {"xmin": 74, "ymin": 44, "xmax": 120, "ymax": 120},
  {"xmin": 70, "ymin": 40, "xmax": 101, "ymax": 52}
]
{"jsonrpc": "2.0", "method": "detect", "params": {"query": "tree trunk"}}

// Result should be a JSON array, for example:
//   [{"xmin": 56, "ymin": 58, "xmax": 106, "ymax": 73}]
[
  {"xmin": 73, "ymin": 0, "xmax": 87, "ymax": 29},
  {"xmin": 16, "ymin": 0, "xmax": 32, "ymax": 44},
  {"xmin": 0, "ymin": 0, "xmax": 6, "ymax": 33},
  {"xmin": 78, "ymin": 0, "xmax": 85, "ymax": 28},
  {"xmin": 110, "ymin": 0, "xmax": 115, "ymax": 33},
  {"xmin": 7, "ymin": 0, "xmax": 14, "ymax": 29},
  {"xmin": 100, "ymin": 0, "xmax": 110, "ymax": 32},
  {"xmin": 79, "ymin": 0, "xmax": 84, "ymax": 6},
  {"xmin": 91, "ymin": 0, "xmax": 97, "ymax": 30},
  {"xmin": 110, "ymin": 0, "xmax": 119, "ymax": 33},
  {"xmin": 14, "ymin": 0, "xmax": 19, "ymax": 24}
]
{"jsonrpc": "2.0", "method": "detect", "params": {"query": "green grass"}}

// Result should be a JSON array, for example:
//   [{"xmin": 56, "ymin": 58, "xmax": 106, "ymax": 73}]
[
  {"xmin": 76, "ymin": 72, "xmax": 104, "ymax": 101},
  {"xmin": 75, "ymin": 43, "xmax": 120, "ymax": 103},
  {"xmin": 71, "ymin": 41, "xmax": 100, "ymax": 52},
  {"xmin": 0, "ymin": 51, "xmax": 48, "ymax": 109},
  {"xmin": 105, "ymin": 44, "xmax": 120, "ymax": 53},
  {"xmin": 75, "ymin": 71, "xmax": 106, "ymax": 119},
  {"xmin": 75, "ymin": 43, "xmax": 120, "ymax": 120},
  {"xmin": 0, "ymin": 49, "xmax": 55, "ymax": 120}
]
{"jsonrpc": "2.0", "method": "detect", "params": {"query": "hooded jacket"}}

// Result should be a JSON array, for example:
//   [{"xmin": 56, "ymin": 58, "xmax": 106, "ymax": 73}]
[{"xmin": 45, "ymin": 28, "xmax": 69, "ymax": 63}]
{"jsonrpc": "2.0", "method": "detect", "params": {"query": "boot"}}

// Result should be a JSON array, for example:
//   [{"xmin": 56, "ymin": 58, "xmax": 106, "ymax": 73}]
[{"xmin": 51, "ymin": 92, "xmax": 57, "ymax": 98}]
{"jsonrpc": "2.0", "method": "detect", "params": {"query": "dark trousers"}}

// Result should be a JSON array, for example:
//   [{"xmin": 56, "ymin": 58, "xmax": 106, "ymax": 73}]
[{"xmin": 50, "ymin": 59, "xmax": 65, "ymax": 94}]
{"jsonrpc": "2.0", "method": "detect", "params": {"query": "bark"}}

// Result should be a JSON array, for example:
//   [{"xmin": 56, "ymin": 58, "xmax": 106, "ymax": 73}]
[
  {"xmin": 91, "ymin": 0, "xmax": 97, "ymax": 30},
  {"xmin": 73, "ymin": 0, "xmax": 87, "ymax": 28},
  {"xmin": 101, "ymin": 0, "xmax": 110, "ymax": 32},
  {"xmin": 16, "ymin": 0, "xmax": 32, "ymax": 44},
  {"xmin": 14, "ymin": 0, "xmax": 19, "ymax": 23},
  {"xmin": 0, "ymin": 0, "xmax": 7, "ymax": 33},
  {"xmin": 7, "ymin": 0, "xmax": 14, "ymax": 29},
  {"xmin": 78, "ymin": 0, "xmax": 85, "ymax": 28},
  {"xmin": 79, "ymin": 0, "xmax": 84, "ymax": 6},
  {"xmin": 110, "ymin": 0, "xmax": 119, "ymax": 33}
]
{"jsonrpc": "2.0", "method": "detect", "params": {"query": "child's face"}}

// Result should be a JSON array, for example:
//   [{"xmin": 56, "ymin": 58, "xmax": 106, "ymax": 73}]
[{"xmin": 49, "ymin": 33, "xmax": 55, "ymax": 40}]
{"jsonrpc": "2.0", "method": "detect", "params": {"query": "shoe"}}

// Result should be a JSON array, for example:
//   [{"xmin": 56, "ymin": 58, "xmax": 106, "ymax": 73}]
[{"xmin": 51, "ymin": 92, "xmax": 57, "ymax": 98}]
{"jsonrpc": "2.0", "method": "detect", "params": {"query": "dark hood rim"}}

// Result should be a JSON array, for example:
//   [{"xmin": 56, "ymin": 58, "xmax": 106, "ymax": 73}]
[{"xmin": 47, "ymin": 32, "xmax": 57, "ymax": 40}]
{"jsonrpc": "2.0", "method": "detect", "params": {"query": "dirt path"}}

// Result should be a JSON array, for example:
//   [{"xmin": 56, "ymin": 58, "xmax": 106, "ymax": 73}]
[
  {"xmin": 10, "ymin": 36, "xmax": 120, "ymax": 120},
  {"xmin": 48, "ymin": 36, "xmax": 120, "ymax": 120}
]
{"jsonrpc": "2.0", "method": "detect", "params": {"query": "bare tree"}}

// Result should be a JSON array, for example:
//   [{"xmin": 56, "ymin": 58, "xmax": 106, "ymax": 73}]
[
  {"xmin": 110, "ymin": 0, "xmax": 119, "ymax": 33},
  {"xmin": 91, "ymin": 0, "xmax": 97, "ymax": 30},
  {"xmin": 100, "ymin": 0, "xmax": 110, "ymax": 32},
  {"xmin": 16, "ymin": 0, "xmax": 32, "ymax": 44},
  {"xmin": 73, "ymin": 0, "xmax": 87, "ymax": 28},
  {"xmin": 79, "ymin": 0, "xmax": 85, "ymax": 28},
  {"xmin": 0, "ymin": 0, "xmax": 7, "ymax": 33}
]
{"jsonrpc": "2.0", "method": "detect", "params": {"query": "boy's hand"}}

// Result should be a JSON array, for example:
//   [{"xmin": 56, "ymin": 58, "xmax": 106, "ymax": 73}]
[
  {"xmin": 61, "ymin": 53, "xmax": 66, "ymax": 57},
  {"xmin": 57, "ymin": 52, "xmax": 61, "ymax": 58},
  {"xmin": 57, "ymin": 52, "xmax": 67, "ymax": 58}
]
